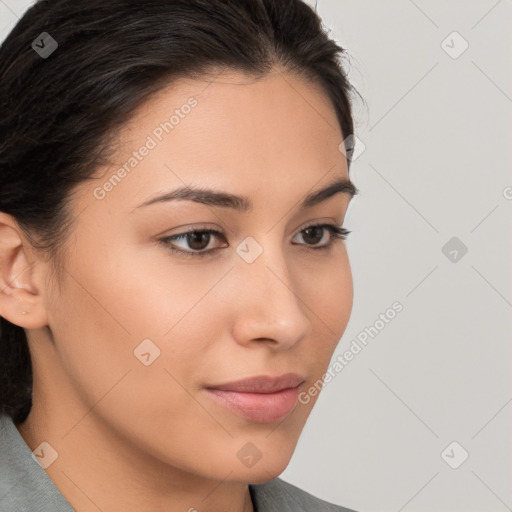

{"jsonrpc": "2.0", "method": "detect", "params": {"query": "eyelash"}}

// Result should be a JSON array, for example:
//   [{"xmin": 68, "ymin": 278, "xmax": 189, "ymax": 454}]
[{"xmin": 159, "ymin": 223, "xmax": 351, "ymax": 258}]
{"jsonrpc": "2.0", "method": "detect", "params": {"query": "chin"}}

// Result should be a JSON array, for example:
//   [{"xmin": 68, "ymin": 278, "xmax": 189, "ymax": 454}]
[
  {"xmin": 220, "ymin": 442, "xmax": 296, "ymax": 484},
  {"xmin": 229, "ymin": 460, "xmax": 292, "ymax": 485}
]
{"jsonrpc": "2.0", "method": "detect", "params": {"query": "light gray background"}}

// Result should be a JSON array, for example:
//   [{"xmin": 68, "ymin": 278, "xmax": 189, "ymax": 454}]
[{"xmin": 1, "ymin": 1, "xmax": 511, "ymax": 511}]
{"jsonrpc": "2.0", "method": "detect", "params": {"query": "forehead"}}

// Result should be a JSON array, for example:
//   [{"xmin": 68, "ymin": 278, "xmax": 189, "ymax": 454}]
[
  {"xmin": 115, "ymin": 68, "xmax": 344, "ymax": 158},
  {"xmin": 77, "ymin": 69, "xmax": 349, "ymax": 215}
]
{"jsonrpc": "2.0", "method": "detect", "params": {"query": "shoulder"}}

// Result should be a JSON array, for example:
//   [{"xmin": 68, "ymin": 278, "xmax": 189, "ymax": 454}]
[
  {"xmin": 249, "ymin": 477, "xmax": 358, "ymax": 512},
  {"xmin": 0, "ymin": 413, "xmax": 75, "ymax": 512}
]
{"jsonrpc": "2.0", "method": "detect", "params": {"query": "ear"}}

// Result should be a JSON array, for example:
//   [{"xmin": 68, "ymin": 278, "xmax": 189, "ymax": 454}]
[{"xmin": 0, "ymin": 212, "xmax": 48, "ymax": 329}]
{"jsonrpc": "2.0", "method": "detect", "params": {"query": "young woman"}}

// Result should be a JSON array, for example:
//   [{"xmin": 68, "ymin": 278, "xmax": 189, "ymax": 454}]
[{"xmin": 0, "ymin": 1, "xmax": 361, "ymax": 510}]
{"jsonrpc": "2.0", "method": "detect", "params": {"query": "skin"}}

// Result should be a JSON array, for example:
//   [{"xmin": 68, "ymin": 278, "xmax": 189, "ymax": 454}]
[{"xmin": 0, "ymin": 68, "xmax": 354, "ymax": 512}]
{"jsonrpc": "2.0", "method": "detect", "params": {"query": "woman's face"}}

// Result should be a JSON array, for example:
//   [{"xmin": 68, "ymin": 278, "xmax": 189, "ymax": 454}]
[{"xmin": 31, "ymin": 69, "xmax": 354, "ymax": 482}]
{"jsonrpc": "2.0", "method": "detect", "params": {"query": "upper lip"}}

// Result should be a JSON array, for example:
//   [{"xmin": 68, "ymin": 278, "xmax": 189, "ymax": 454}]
[{"xmin": 206, "ymin": 373, "xmax": 305, "ymax": 394}]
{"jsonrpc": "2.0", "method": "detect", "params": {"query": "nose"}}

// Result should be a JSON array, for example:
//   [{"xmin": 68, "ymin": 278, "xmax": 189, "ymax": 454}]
[{"xmin": 229, "ymin": 240, "xmax": 312, "ymax": 350}]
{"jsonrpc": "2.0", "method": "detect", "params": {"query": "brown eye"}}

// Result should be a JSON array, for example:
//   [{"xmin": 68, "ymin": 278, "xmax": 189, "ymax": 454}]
[
  {"xmin": 160, "ymin": 223, "xmax": 350, "ymax": 259},
  {"xmin": 292, "ymin": 223, "xmax": 350, "ymax": 248},
  {"xmin": 186, "ymin": 232, "xmax": 212, "ymax": 251},
  {"xmin": 160, "ymin": 229, "xmax": 228, "ymax": 257},
  {"xmin": 301, "ymin": 226, "xmax": 326, "ymax": 245}
]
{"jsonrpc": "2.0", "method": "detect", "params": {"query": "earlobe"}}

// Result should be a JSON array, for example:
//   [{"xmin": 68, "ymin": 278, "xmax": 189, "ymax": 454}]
[{"xmin": 0, "ymin": 212, "xmax": 48, "ymax": 329}]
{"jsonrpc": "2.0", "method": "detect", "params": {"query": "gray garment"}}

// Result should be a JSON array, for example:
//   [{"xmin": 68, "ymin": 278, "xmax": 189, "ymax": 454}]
[{"xmin": 0, "ymin": 413, "xmax": 357, "ymax": 511}]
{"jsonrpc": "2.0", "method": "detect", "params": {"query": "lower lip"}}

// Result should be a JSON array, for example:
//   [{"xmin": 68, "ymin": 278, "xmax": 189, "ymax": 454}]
[{"xmin": 205, "ymin": 386, "xmax": 301, "ymax": 423}]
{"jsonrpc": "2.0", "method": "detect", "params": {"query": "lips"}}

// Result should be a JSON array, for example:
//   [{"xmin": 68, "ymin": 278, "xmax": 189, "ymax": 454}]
[
  {"xmin": 206, "ymin": 373, "xmax": 305, "ymax": 393},
  {"xmin": 204, "ymin": 373, "xmax": 305, "ymax": 423}
]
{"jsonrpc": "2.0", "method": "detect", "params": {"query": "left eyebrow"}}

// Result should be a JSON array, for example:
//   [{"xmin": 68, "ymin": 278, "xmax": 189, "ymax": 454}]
[
  {"xmin": 132, "ymin": 176, "xmax": 358, "ymax": 213},
  {"xmin": 301, "ymin": 177, "xmax": 358, "ymax": 209}
]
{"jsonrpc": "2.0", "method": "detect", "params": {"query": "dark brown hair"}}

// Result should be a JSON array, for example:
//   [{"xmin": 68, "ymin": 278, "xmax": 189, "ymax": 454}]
[{"xmin": 0, "ymin": 0, "xmax": 360, "ymax": 424}]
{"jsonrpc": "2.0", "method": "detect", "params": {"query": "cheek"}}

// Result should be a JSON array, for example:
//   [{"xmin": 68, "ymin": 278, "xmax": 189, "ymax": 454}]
[
  {"xmin": 297, "ymin": 250, "xmax": 353, "ymax": 367},
  {"xmin": 47, "ymin": 246, "xmax": 228, "ymax": 401},
  {"xmin": 46, "ymin": 252, "xmax": 227, "ymax": 458},
  {"xmin": 301, "ymin": 248, "xmax": 353, "ymax": 329}
]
